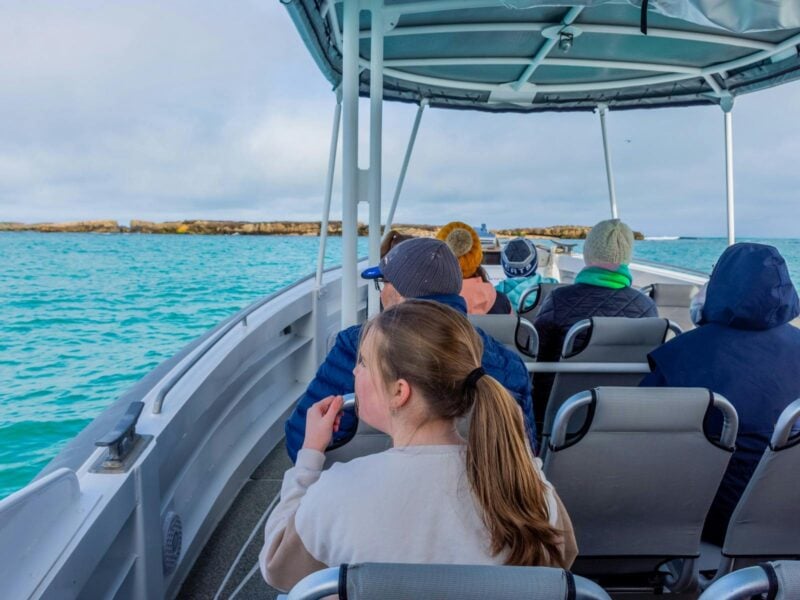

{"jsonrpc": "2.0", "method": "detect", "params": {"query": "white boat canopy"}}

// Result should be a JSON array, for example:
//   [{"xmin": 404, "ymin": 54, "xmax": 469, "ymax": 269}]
[
  {"xmin": 286, "ymin": 0, "xmax": 800, "ymax": 112},
  {"xmin": 285, "ymin": 0, "xmax": 800, "ymax": 326}
]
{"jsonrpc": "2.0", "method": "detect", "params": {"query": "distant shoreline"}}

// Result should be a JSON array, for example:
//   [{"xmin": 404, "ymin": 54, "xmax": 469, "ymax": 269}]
[{"xmin": 0, "ymin": 220, "xmax": 646, "ymax": 240}]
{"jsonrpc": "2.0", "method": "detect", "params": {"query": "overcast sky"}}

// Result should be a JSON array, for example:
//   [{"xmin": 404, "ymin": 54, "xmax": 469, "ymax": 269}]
[{"xmin": 0, "ymin": 1, "xmax": 798, "ymax": 237}]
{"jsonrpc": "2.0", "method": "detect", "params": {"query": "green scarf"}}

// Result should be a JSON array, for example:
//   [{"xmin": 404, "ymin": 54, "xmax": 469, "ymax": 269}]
[{"xmin": 574, "ymin": 265, "xmax": 632, "ymax": 289}]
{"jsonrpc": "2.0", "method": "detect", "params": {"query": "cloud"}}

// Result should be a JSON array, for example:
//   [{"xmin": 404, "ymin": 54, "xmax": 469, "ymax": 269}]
[{"xmin": 0, "ymin": 1, "xmax": 798, "ymax": 236}]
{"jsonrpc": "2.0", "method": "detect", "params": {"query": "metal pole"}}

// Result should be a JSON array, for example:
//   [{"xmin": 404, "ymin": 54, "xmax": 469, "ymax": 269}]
[
  {"xmin": 367, "ymin": 2, "xmax": 384, "ymax": 318},
  {"xmin": 598, "ymin": 104, "xmax": 619, "ymax": 219},
  {"xmin": 723, "ymin": 101, "xmax": 735, "ymax": 246},
  {"xmin": 384, "ymin": 99, "xmax": 427, "ymax": 234},
  {"xmin": 316, "ymin": 89, "xmax": 342, "ymax": 289},
  {"xmin": 341, "ymin": 0, "xmax": 360, "ymax": 329}
]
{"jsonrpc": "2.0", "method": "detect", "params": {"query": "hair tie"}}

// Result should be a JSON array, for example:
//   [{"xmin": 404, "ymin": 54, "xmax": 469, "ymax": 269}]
[{"xmin": 464, "ymin": 366, "xmax": 486, "ymax": 391}]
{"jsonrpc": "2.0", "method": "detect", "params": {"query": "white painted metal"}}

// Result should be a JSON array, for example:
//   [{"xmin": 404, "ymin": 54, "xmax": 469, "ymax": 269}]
[
  {"xmin": 370, "ymin": 22, "xmax": 776, "ymax": 52},
  {"xmin": 0, "ymin": 263, "xmax": 365, "ymax": 599},
  {"xmin": 368, "ymin": 1, "xmax": 384, "ymax": 318},
  {"xmin": 723, "ymin": 103, "xmax": 736, "ymax": 246},
  {"xmin": 598, "ymin": 104, "xmax": 619, "ymax": 219},
  {"xmin": 316, "ymin": 89, "xmax": 342, "ymax": 289},
  {"xmin": 341, "ymin": 0, "xmax": 360, "ymax": 328},
  {"xmin": 512, "ymin": 7, "xmax": 583, "ymax": 90},
  {"xmin": 335, "ymin": 7, "xmax": 800, "ymax": 106},
  {"xmin": 384, "ymin": 100, "xmax": 427, "ymax": 234},
  {"xmin": 383, "ymin": 56, "xmax": 703, "ymax": 75}
]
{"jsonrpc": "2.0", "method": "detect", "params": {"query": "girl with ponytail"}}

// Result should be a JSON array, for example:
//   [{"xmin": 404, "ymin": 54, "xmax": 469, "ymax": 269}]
[{"xmin": 261, "ymin": 300, "xmax": 576, "ymax": 591}]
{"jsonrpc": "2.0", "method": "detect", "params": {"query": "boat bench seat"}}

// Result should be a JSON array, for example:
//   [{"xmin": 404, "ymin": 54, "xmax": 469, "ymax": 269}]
[
  {"xmin": 282, "ymin": 563, "xmax": 611, "ymax": 600},
  {"xmin": 642, "ymin": 282, "xmax": 701, "ymax": 332},
  {"xmin": 701, "ymin": 398, "xmax": 800, "ymax": 586},
  {"xmin": 540, "ymin": 317, "xmax": 678, "ymax": 456},
  {"xmin": 468, "ymin": 314, "xmax": 538, "ymax": 362},
  {"xmin": 544, "ymin": 387, "xmax": 737, "ymax": 593}
]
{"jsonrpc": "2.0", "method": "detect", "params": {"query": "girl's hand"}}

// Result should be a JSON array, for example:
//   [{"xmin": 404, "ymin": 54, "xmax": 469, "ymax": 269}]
[{"xmin": 302, "ymin": 395, "xmax": 344, "ymax": 453}]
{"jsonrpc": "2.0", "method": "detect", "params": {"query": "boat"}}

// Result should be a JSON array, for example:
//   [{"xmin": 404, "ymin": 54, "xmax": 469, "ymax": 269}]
[{"xmin": 2, "ymin": 1, "xmax": 800, "ymax": 599}]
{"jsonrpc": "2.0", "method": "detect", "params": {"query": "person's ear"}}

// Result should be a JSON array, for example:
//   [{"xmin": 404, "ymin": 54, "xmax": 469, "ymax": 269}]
[{"xmin": 391, "ymin": 378, "xmax": 412, "ymax": 410}]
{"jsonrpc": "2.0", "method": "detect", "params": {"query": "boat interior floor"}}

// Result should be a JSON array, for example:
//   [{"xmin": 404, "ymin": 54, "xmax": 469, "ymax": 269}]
[
  {"xmin": 178, "ymin": 439, "xmax": 709, "ymax": 600},
  {"xmin": 179, "ymin": 443, "xmax": 290, "ymax": 599}
]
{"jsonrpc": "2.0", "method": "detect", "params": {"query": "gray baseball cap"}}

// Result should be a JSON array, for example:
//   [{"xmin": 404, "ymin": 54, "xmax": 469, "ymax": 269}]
[{"xmin": 361, "ymin": 237, "xmax": 462, "ymax": 298}]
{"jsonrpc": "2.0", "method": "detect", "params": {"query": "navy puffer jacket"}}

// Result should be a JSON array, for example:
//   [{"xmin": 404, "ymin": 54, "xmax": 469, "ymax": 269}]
[
  {"xmin": 532, "ymin": 282, "xmax": 657, "ymax": 420},
  {"xmin": 285, "ymin": 294, "xmax": 535, "ymax": 462},
  {"xmin": 641, "ymin": 243, "xmax": 800, "ymax": 544}
]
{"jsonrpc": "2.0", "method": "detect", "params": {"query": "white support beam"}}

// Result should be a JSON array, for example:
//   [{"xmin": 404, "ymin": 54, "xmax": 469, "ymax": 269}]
[
  {"xmin": 341, "ymin": 0, "xmax": 360, "ymax": 329},
  {"xmin": 512, "ymin": 7, "xmax": 583, "ymax": 90},
  {"xmin": 367, "ymin": 22, "xmax": 776, "ymax": 52},
  {"xmin": 598, "ymin": 104, "xmax": 619, "ymax": 219},
  {"xmin": 367, "ymin": 2, "xmax": 384, "ymax": 318},
  {"xmin": 382, "ymin": 56, "xmax": 703, "ymax": 76},
  {"xmin": 722, "ymin": 97, "xmax": 735, "ymax": 246},
  {"xmin": 385, "ymin": 99, "xmax": 427, "ymax": 234},
  {"xmin": 316, "ymin": 89, "xmax": 343, "ymax": 289}
]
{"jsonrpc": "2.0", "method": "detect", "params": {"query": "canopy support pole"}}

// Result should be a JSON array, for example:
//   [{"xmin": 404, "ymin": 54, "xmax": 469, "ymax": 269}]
[
  {"xmin": 315, "ymin": 88, "xmax": 342, "ymax": 289},
  {"xmin": 367, "ymin": 2, "xmax": 384, "ymax": 318},
  {"xmin": 384, "ymin": 99, "xmax": 427, "ymax": 235},
  {"xmin": 341, "ymin": 0, "xmax": 360, "ymax": 328},
  {"xmin": 598, "ymin": 103, "xmax": 619, "ymax": 219},
  {"xmin": 721, "ymin": 96, "xmax": 735, "ymax": 246}
]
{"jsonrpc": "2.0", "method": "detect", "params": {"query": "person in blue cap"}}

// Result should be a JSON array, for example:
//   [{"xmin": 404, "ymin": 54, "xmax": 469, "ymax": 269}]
[
  {"xmin": 641, "ymin": 242, "xmax": 800, "ymax": 544},
  {"xmin": 284, "ymin": 237, "xmax": 535, "ymax": 462},
  {"xmin": 495, "ymin": 237, "xmax": 559, "ymax": 313}
]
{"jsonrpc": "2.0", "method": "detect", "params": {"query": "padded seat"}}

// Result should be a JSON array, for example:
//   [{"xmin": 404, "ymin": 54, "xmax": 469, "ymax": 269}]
[
  {"xmin": 540, "ymin": 317, "xmax": 679, "ymax": 454},
  {"xmin": 518, "ymin": 282, "xmax": 568, "ymax": 319},
  {"xmin": 699, "ymin": 561, "xmax": 800, "ymax": 600},
  {"xmin": 282, "ymin": 563, "xmax": 611, "ymax": 600},
  {"xmin": 543, "ymin": 387, "xmax": 737, "ymax": 593},
  {"xmin": 468, "ymin": 314, "xmax": 538, "ymax": 362},
  {"xmin": 644, "ymin": 283, "xmax": 701, "ymax": 332},
  {"xmin": 703, "ymin": 399, "xmax": 800, "ymax": 583}
]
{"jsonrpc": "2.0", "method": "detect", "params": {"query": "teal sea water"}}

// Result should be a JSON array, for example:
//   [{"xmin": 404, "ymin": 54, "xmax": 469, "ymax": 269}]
[{"xmin": 1, "ymin": 233, "xmax": 798, "ymax": 500}]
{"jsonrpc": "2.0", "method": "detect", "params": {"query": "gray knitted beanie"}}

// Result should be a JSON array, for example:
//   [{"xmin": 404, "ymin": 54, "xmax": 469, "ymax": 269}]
[{"xmin": 583, "ymin": 219, "xmax": 634, "ymax": 267}]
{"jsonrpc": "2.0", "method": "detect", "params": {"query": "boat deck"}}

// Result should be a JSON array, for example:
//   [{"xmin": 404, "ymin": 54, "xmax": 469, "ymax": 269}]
[{"xmin": 179, "ymin": 444, "xmax": 289, "ymax": 599}]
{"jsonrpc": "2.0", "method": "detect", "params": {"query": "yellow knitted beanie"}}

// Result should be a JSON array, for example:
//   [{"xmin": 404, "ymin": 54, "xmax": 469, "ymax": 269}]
[{"xmin": 436, "ymin": 221, "xmax": 483, "ymax": 279}]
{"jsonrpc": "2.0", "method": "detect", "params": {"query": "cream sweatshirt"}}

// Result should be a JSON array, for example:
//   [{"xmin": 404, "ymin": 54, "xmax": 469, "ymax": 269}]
[{"xmin": 260, "ymin": 445, "xmax": 576, "ymax": 592}]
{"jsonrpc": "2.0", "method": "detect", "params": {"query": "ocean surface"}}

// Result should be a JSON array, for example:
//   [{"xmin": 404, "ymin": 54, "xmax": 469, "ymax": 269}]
[{"xmin": 1, "ymin": 233, "xmax": 799, "ymax": 500}]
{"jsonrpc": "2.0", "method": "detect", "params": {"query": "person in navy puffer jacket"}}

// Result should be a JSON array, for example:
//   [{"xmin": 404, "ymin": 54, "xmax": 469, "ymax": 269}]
[
  {"xmin": 533, "ymin": 219, "xmax": 657, "ymax": 425},
  {"xmin": 284, "ymin": 237, "xmax": 535, "ymax": 462},
  {"xmin": 641, "ymin": 242, "xmax": 800, "ymax": 544}
]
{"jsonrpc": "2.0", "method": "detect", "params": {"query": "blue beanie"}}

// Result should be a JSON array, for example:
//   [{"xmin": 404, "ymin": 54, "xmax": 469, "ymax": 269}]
[{"xmin": 502, "ymin": 238, "xmax": 539, "ymax": 278}]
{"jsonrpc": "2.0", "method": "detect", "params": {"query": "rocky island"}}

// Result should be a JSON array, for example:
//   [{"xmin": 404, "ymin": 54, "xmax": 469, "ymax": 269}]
[{"xmin": 0, "ymin": 220, "xmax": 644, "ymax": 240}]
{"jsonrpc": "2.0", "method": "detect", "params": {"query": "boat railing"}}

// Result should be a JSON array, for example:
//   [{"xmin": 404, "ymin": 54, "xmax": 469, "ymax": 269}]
[
  {"xmin": 632, "ymin": 256, "xmax": 710, "ymax": 279},
  {"xmin": 153, "ymin": 258, "xmax": 366, "ymax": 414}
]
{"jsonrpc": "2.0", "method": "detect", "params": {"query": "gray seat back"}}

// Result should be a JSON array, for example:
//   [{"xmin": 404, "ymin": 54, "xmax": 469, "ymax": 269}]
[
  {"xmin": 542, "ymin": 317, "xmax": 674, "ymax": 447},
  {"xmin": 519, "ymin": 282, "xmax": 568, "ymax": 318},
  {"xmin": 544, "ymin": 387, "xmax": 736, "ymax": 581},
  {"xmin": 469, "ymin": 314, "xmax": 538, "ymax": 362},
  {"xmin": 698, "ymin": 561, "xmax": 800, "ymax": 600},
  {"xmin": 722, "ymin": 399, "xmax": 800, "ymax": 560},
  {"xmin": 646, "ymin": 283, "xmax": 700, "ymax": 332},
  {"xmin": 345, "ymin": 563, "xmax": 608, "ymax": 600},
  {"xmin": 284, "ymin": 563, "xmax": 612, "ymax": 600}
]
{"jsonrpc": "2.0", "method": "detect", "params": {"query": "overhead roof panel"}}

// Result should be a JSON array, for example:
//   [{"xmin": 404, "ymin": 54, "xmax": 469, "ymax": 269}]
[{"xmin": 286, "ymin": 0, "xmax": 800, "ymax": 112}]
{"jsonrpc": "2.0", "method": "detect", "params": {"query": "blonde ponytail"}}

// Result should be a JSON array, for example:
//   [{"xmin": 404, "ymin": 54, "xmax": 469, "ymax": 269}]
[
  {"xmin": 467, "ymin": 376, "xmax": 566, "ymax": 567},
  {"xmin": 366, "ymin": 299, "xmax": 566, "ymax": 567}
]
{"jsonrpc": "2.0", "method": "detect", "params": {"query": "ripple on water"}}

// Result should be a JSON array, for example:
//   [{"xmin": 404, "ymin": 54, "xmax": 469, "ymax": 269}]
[
  {"xmin": 4, "ymin": 233, "xmax": 796, "ymax": 501},
  {"xmin": 0, "ymin": 233, "xmax": 367, "ymax": 499}
]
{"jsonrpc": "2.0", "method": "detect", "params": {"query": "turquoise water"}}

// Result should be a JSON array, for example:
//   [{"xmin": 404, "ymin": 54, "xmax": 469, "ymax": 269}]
[{"xmin": 1, "ymin": 233, "xmax": 798, "ymax": 500}]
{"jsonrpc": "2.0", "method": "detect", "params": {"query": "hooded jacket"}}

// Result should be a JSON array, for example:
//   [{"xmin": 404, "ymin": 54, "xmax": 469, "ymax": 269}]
[
  {"xmin": 641, "ymin": 243, "xmax": 800, "ymax": 544},
  {"xmin": 285, "ymin": 294, "xmax": 535, "ymax": 462}
]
